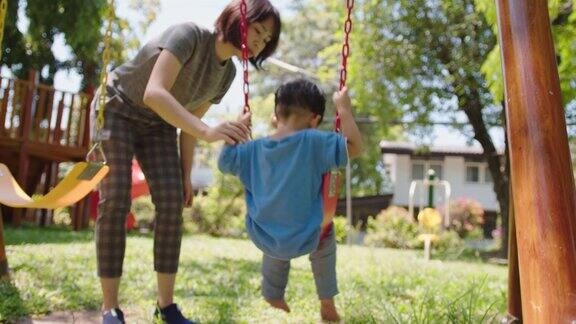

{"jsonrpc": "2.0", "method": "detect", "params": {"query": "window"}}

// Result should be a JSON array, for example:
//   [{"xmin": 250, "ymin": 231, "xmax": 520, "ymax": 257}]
[
  {"xmin": 412, "ymin": 161, "xmax": 443, "ymax": 180},
  {"xmin": 412, "ymin": 163, "xmax": 425, "ymax": 180},
  {"xmin": 484, "ymin": 166, "xmax": 493, "ymax": 183},
  {"xmin": 429, "ymin": 164, "xmax": 443, "ymax": 180},
  {"xmin": 466, "ymin": 165, "xmax": 480, "ymax": 183}
]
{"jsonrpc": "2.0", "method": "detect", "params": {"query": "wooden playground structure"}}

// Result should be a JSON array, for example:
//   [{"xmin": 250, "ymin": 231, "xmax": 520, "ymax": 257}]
[
  {"xmin": 0, "ymin": 70, "xmax": 95, "ymax": 229},
  {"xmin": 0, "ymin": 0, "xmax": 575, "ymax": 322}
]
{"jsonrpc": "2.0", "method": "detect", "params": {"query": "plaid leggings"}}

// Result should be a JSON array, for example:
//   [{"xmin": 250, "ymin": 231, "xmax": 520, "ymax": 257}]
[{"xmin": 93, "ymin": 89, "xmax": 184, "ymax": 278}]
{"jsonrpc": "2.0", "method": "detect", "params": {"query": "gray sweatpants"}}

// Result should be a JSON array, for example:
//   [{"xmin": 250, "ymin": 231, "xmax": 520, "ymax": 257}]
[{"xmin": 261, "ymin": 228, "xmax": 338, "ymax": 300}]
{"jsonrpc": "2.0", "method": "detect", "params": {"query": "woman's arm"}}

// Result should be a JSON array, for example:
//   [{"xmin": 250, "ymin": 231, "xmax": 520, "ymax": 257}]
[
  {"xmin": 180, "ymin": 101, "xmax": 212, "ymax": 180},
  {"xmin": 143, "ymin": 50, "xmax": 249, "ymax": 144},
  {"xmin": 180, "ymin": 101, "xmax": 212, "ymax": 206}
]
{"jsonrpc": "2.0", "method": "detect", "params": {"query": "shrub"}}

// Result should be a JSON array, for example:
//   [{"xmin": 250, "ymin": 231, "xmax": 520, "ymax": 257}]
[
  {"xmin": 333, "ymin": 217, "xmax": 348, "ymax": 244},
  {"xmin": 190, "ymin": 174, "xmax": 246, "ymax": 237},
  {"xmin": 448, "ymin": 198, "xmax": 485, "ymax": 238},
  {"xmin": 432, "ymin": 230, "xmax": 466, "ymax": 259},
  {"xmin": 365, "ymin": 206, "xmax": 420, "ymax": 249},
  {"xmin": 131, "ymin": 196, "xmax": 155, "ymax": 230}
]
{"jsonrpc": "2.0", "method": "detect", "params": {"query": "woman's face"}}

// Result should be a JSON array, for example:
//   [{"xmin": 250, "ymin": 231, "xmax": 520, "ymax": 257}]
[{"xmin": 245, "ymin": 17, "xmax": 275, "ymax": 58}]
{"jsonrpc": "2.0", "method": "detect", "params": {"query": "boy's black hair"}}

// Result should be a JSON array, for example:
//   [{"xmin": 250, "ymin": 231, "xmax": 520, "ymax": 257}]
[{"xmin": 274, "ymin": 78, "xmax": 326, "ymax": 123}]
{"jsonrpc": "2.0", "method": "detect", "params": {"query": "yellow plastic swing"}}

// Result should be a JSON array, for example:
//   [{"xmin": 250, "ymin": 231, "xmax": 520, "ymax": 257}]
[
  {"xmin": 0, "ymin": 0, "xmax": 116, "ymax": 209},
  {"xmin": 0, "ymin": 162, "xmax": 108, "ymax": 208}
]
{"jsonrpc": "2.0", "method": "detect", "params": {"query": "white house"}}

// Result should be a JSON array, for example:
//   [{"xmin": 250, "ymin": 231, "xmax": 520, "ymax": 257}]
[{"xmin": 380, "ymin": 141, "xmax": 501, "ymax": 213}]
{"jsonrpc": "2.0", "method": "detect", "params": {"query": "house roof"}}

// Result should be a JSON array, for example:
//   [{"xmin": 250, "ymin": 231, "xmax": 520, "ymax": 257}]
[{"xmin": 379, "ymin": 141, "xmax": 504, "ymax": 159}]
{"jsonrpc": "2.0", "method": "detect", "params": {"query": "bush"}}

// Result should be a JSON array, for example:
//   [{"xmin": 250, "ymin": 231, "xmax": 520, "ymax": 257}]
[
  {"xmin": 333, "ymin": 217, "xmax": 348, "ymax": 244},
  {"xmin": 131, "ymin": 196, "xmax": 155, "ymax": 230},
  {"xmin": 190, "ymin": 175, "xmax": 247, "ymax": 238},
  {"xmin": 432, "ymin": 230, "xmax": 466, "ymax": 259},
  {"xmin": 449, "ymin": 198, "xmax": 485, "ymax": 238},
  {"xmin": 365, "ymin": 206, "xmax": 420, "ymax": 249}
]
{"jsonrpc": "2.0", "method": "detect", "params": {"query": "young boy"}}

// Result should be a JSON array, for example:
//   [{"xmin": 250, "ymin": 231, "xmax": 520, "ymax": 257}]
[{"xmin": 218, "ymin": 79, "xmax": 362, "ymax": 322}]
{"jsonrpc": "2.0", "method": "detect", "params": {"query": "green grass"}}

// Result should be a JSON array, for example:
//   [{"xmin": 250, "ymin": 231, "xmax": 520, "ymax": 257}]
[{"xmin": 1, "ymin": 226, "xmax": 507, "ymax": 323}]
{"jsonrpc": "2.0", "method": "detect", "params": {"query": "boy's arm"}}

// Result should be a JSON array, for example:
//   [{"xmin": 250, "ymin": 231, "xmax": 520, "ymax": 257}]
[{"xmin": 333, "ymin": 87, "xmax": 363, "ymax": 158}]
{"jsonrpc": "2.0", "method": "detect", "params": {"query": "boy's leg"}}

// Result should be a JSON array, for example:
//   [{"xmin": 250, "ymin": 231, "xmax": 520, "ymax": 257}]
[
  {"xmin": 261, "ymin": 254, "xmax": 291, "ymax": 312},
  {"xmin": 310, "ymin": 227, "xmax": 340, "ymax": 321}
]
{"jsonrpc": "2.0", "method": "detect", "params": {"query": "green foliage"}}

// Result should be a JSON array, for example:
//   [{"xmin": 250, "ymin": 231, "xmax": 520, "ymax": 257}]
[
  {"xmin": 0, "ymin": 280, "xmax": 27, "ymax": 322},
  {"xmin": 332, "ymin": 216, "xmax": 348, "ymax": 244},
  {"xmin": 432, "ymin": 230, "xmax": 467, "ymax": 260},
  {"xmin": 366, "ymin": 206, "xmax": 467, "ymax": 260},
  {"xmin": 365, "ymin": 206, "xmax": 421, "ymax": 249},
  {"xmin": 189, "ymin": 172, "xmax": 247, "ymax": 238},
  {"xmin": 248, "ymin": 0, "xmax": 404, "ymax": 196},
  {"xmin": 131, "ymin": 196, "xmax": 155, "ymax": 230},
  {"xmin": 475, "ymin": 0, "xmax": 576, "ymax": 107},
  {"xmin": 3, "ymin": 226, "xmax": 507, "ymax": 322},
  {"xmin": 1, "ymin": 0, "xmax": 160, "ymax": 88}
]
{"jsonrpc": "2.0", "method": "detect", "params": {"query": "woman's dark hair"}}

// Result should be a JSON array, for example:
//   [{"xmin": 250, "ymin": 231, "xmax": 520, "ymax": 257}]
[
  {"xmin": 215, "ymin": 0, "xmax": 281, "ymax": 69},
  {"xmin": 275, "ymin": 79, "xmax": 326, "ymax": 123}
]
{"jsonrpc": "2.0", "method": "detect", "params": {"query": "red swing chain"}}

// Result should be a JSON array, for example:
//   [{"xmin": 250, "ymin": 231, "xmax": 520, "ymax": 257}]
[
  {"xmin": 320, "ymin": 0, "xmax": 355, "ymax": 231},
  {"xmin": 239, "ymin": 0, "xmax": 250, "ymax": 113},
  {"xmin": 334, "ymin": 0, "xmax": 354, "ymax": 133}
]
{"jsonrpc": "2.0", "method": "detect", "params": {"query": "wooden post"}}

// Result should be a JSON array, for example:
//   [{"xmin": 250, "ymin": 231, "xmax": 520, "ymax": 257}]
[
  {"xmin": 13, "ymin": 70, "xmax": 37, "ymax": 226},
  {"xmin": 495, "ymin": 0, "xmax": 576, "ymax": 321},
  {"xmin": 0, "ymin": 208, "xmax": 8, "ymax": 279},
  {"xmin": 507, "ymin": 188, "xmax": 522, "ymax": 322}
]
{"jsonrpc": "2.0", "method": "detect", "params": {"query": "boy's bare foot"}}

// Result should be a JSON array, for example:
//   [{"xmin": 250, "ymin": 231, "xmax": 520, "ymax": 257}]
[
  {"xmin": 320, "ymin": 299, "xmax": 341, "ymax": 322},
  {"xmin": 265, "ymin": 298, "xmax": 291, "ymax": 313}
]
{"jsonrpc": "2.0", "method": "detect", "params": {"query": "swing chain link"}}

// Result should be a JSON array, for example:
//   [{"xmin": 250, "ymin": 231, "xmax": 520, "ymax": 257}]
[
  {"xmin": 0, "ymin": 0, "xmax": 8, "ymax": 62},
  {"xmin": 335, "ymin": 0, "xmax": 354, "ymax": 132},
  {"xmin": 88, "ymin": 0, "xmax": 115, "ymax": 163},
  {"xmin": 240, "ymin": 0, "xmax": 250, "ymax": 113}
]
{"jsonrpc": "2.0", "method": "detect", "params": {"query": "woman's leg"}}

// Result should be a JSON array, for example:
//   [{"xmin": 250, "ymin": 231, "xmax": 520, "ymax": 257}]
[
  {"xmin": 135, "ymin": 125, "xmax": 183, "ymax": 307},
  {"xmin": 95, "ymin": 108, "xmax": 135, "ymax": 310}
]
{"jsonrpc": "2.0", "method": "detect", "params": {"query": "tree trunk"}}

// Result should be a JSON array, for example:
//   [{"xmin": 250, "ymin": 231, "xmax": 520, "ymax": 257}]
[{"xmin": 459, "ymin": 89, "xmax": 510, "ymax": 258}]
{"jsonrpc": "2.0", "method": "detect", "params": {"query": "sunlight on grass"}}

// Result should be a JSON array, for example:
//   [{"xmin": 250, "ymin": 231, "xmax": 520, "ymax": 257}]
[{"xmin": 2, "ymin": 227, "xmax": 507, "ymax": 323}]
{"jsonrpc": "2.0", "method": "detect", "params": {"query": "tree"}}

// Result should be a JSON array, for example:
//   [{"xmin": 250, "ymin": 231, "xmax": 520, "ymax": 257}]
[
  {"xmin": 338, "ymin": 0, "xmax": 575, "ymax": 258},
  {"xmin": 250, "ymin": 0, "xmax": 403, "ymax": 197},
  {"xmin": 1, "ymin": 0, "xmax": 160, "ymax": 89}
]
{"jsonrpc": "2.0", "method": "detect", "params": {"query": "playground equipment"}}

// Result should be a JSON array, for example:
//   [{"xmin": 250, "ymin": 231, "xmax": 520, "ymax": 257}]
[
  {"xmin": 0, "ymin": 0, "xmax": 573, "ymax": 321},
  {"xmin": 321, "ymin": 0, "xmax": 355, "ymax": 234},
  {"xmin": 496, "ymin": 1, "xmax": 576, "ymax": 321},
  {"xmin": 0, "ymin": 0, "xmax": 116, "ymax": 278},
  {"xmin": 0, "ymin": 0, "xmax": 114, "ymax": 213},
  {"xmin": 408, "ymin": 169, "xmax": 451, "ymax": 227},
  {"xmin": 417, "ymin": 208, "xmax": 442, "ymax": 261}
]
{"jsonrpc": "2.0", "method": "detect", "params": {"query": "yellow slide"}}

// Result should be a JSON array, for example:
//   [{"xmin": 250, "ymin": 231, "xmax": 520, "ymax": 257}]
[{"xmin": 0, "ymin": 162, "xmax": 109, "ymax": 209}]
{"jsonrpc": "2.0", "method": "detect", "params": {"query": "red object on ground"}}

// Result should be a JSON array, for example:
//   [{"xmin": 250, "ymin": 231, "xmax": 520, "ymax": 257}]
[{"xmin": 90, "ymin": 160, "xmax": 150, "ymax": 230}]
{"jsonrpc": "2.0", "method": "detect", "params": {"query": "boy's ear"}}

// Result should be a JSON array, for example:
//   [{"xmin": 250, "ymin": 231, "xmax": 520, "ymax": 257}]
[{"xmin": 310, "ymin": 114, "xmax": 322, "ymax": 128}]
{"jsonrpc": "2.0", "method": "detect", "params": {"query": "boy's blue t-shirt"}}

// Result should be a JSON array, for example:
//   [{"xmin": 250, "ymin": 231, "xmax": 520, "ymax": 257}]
[{"xmin": 218, "ymin": 129, "xmax": 348, "ymax": 260}]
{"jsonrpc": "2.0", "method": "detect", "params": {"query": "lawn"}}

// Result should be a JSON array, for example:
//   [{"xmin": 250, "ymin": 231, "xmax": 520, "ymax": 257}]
[{"xmin": 1, "ymin": 226, "xmax": 507, "ymax": 323}]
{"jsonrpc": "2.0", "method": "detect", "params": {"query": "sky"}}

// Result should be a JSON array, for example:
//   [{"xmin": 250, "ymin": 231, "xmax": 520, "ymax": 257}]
[{"xmin": 16, "ymin": 0, "xmax": 504, "ymax": 148}]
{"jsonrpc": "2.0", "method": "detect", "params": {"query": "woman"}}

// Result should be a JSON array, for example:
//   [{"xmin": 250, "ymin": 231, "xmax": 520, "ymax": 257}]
[{"xmin": 93, "ymin": 1, "xmax": 281, "ymax": 323}]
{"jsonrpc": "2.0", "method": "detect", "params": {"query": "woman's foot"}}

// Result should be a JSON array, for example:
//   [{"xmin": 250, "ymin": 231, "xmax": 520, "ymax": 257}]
[
  {"xmin": 320, "ymin": 299, "xmax": 341, "ymax": 322},
  {"xmin": 265, "ymin": 298, "xmax": 291, "ymax": 313}
]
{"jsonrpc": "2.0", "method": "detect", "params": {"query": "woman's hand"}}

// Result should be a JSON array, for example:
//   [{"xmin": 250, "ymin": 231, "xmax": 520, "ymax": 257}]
[
  {"xmin": 204, "ymin": 120, "xmax": 250, "ymax": 145},
  {"xmin": 183, "ymin": 176, "xmax": 193, "ymax": 207}
]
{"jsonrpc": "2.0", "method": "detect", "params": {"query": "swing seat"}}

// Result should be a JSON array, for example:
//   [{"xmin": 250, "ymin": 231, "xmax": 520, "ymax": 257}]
[{"xmin": 0, "ymin": 162, "xmax": 109, "ymax": 209}]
